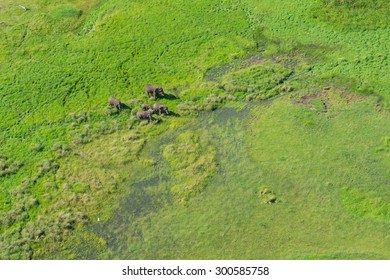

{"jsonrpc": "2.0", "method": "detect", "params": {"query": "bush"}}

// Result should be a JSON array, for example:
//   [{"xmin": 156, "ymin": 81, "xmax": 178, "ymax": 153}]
[
  {"xmin": 71, "ymin": 183, "xmax": 91, "ymax": 194},
  {"xmin": 9, "ymin": 184, "xmax": 28, "ymax": 198},
  {"xmin": 44, "ymin": 181, "xmax": 58, "ymax": 189},
  {"xmin": 37, "ymin": 159, "xmax": 59, "ymax": 176},
  {"xmin": 104, "ymin": 106, "xmax": 119, "ymax": 116},
  {"xmin": 0, "ymin": 238, "xmax": 33, "ymax": 260},
  {"xmin": 52, "ymin": 143, "xmax": 72, "ymax": 158},
  {"xmin": 69, "ymin": 112, "xmax": 88, "ymax": 124},
  {"xmin": 0, "ymin": 155, "xmax": 22, "ymax": 177},
  {"xmin": 21, "ymin": 222, "xmax": 45, "ymax": 242},
  {"xmin": 4, "ymin": 203, "xmax": 30, "ymax": 226},
  {"xmin": 30, "ymin": 141, "xmax": 45, "ymax": 153},
  {"xmin": 258, "ymin": 186, "xmax": 279, "ymax": 204},
  {"xmin": 176, "ymin": 102, "xmax": 204, "ymax": 116}
]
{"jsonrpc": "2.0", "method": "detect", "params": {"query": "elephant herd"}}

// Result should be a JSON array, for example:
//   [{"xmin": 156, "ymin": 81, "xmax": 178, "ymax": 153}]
[{"xmin": 108, "ymin": 84, "xmax": 169, "ymax": 123}]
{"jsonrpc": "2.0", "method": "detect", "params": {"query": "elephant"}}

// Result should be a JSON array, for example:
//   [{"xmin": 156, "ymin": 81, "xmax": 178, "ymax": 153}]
[
  {"xmin": 108, "ymin": 96, "xmax": 121, "ymax": 110},
  {"xmin": 153, "ymin": 103, "xmax": 169, "ymax": 115},
  {"xmin": 136, "ymin": 109, "xmax": 153, "ymax": 123},
  {"xmin": 144, "ymin": 84, "xmax": 165, "ymax": 100},
  {"xmin": 141, "ymin": 104, "xmax": 152, "ymax": 111}
]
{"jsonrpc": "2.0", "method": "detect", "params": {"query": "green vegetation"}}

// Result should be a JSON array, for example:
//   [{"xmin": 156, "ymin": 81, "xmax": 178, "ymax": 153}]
[
  {"xmin": 219, "ymin": 62, "xmax": 293, "ymax": 100},
  {"xmin": 340, "ymin": 187, "xmax": 389, "ymax": 221},
  {"xmin": 0, "ymin": 0, "xmax": 389, "ymax": 259},
  {"xmin": 163, "ymin": 130, "xmax": 217, "ymax": 205},
  {"xmin": 0, "ymin": 155, "xmax": 22, "ymax": 177},
  {"xmin": 318, "ymin": 0, "xmax": 390, "ymax": 30}
]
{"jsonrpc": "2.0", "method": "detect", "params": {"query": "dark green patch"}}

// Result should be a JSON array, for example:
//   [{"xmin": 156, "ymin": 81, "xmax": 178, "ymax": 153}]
[
  {"xmin": 219, "ymin": 62, "xmax": 293, "ymax": 100},
  {"xmin": 53, "ymin": 7, "xmax": 83, "ymax": 19},
  {"xmin": 315, "ymin": 0, "xmax": 390, "ymax": 30}
]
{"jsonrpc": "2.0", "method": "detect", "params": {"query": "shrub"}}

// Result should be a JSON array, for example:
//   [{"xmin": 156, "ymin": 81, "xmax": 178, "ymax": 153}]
[
  {"xmin": 52, "ymin": 143, "xmax": 72, "ymax": 158},
  {"xmin": 21, "ymin": 222, "xmax": 45, "ymax": 242},
  {"xmin": 4, "ymin": 203, "xmax": 30, "ymax": 226},
  {"xmin": 258, "ymin": 186, "xmax": 279, "ymax": 204},
  {"xmin": 30, "ymin": 141, "xmax": 45, "ymax": 153},
  {"xmin": 44, "ymin": 181, "xmax": 58, "ymax": 189},
  {"xmin": 0, "ymin": 237, "xmax": 33, "ymax": 260},
  {"xmin": 0, "ymin": 155, "xmax": 22, "ymax": 177},
  {"xmin": 9, "ymin": 184, "xmax": 28, "ymax": 198},
  {"xmin": 73, "ymin": 134, "xmax": 92, "ymax": 145},
  {"xmin": 176, "ymin": 93, "xmax": 237, "ymax": 116},
  {"xmin": 69, "ymin": 112, "xmax": 88, "ymax": 124},
  {"xmin": 71, "ymin": 183, "xmax": 91, "ymax": 194},
  {"xmin": 104, "ymin": 106, "xmax": 119, "ymax": 116},
  {"xmin": 176, "ymin": 102, "xmax": 204, "ymax": 116},
  {"xmin": 37, "ymin": 159, "xmax": 59, "ymax": 176}
]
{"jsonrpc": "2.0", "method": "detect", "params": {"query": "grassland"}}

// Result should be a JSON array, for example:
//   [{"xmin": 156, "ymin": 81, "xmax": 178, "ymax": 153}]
[{"xmin": 0, "ymin": 0, "xmax": 389, "ymax": 259}]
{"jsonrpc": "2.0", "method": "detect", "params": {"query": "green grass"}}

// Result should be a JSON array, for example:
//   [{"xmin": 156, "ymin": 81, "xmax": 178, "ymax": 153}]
[
  {"xmin": 0, "ymin": 0, "xmax": 389, "ymax": 259},
  {"xmin": 340, "ymin": 187, "xmax": 389, "ymax": 221},
  {"xmin": 162, "ymin": 130, "xmax": 217, "ymax": 205},
  {"xmin": 58, "ymin": 103, "xmax": 388, "ymax": 259},
  {"xmin": 317, "ymin": 0, "xmax": 390, "ymax": 30}
]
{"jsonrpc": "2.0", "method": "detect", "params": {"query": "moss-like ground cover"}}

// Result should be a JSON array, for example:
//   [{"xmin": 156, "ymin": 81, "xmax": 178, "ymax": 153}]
[{"xmin": 0, "ymin": 0, "xmax": 389, "ymax": 259}]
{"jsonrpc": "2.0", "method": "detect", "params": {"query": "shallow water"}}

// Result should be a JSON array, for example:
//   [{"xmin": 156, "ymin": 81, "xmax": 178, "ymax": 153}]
[
  {"xmin": 70, "ymin": 107, "xmax": 251, "ymax": 259},
  {"xmin": 67, "ymin": 102, "xmax": 390, "ymax": 259}
]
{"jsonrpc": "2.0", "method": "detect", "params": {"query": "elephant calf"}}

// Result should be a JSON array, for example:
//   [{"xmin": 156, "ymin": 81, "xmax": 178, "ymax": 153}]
[
  {"xmin": 141, "ymin": 104, "xmax": 152, "ymax": 111},
  {"xmin": 136, "ymin": 109, "xmax": 153, "ymax": 123},
  {"xmin": 145, "ymin": 84, "xmax": 165, "ymax": 100},
  {"xmin": 153, "ymin": 103, "xmax": 169, "ymax": 115},
  {"xmin": 108, "ymin": 96, "xmax": 121, "ymax": 110}
]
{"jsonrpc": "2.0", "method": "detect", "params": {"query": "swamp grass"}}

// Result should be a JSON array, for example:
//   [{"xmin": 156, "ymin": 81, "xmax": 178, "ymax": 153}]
[{"xmin": 54, "ymin": 104, "xmax": 389, "ymax": 259}]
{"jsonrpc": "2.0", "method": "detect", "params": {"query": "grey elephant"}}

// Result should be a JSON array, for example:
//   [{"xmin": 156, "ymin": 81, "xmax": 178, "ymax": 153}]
[
  {"xmin": 108, "ymin": 96, "xmax": 121, "ymax": 110},
  {"xmin": 136, "ymin": 109, "xmax": 153, "ymax": 123},
  {"xmin": 141, "ymin": 104, "xmax": 152, "ymax": 111},
  {"xmin": 144, "ymin": 84, "xmax": 165, "ymax": 100},
  {"xmin": 153, "ymin": 103, "xmax": 169, "ymax": 115}
]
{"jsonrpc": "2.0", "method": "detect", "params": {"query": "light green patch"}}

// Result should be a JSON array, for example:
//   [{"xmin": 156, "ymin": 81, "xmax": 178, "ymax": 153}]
[
  {"xmin": 340, "ymin": 187, "xmax": 390, "ymax": 221},
  {"xmin": 71, "ymin": 183, "xmax": 90, "ymax": 194},
  {"xmin": 258, "ymin": 186, "xmax": 279, "ymax": 204},
  {"xmin": 163, "ymin": 130, "xmax": 217, "ymax": 205}
]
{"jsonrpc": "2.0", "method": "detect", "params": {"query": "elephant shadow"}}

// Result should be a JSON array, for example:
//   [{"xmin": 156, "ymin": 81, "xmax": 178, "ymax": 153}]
[
  {"xmin": 120, "ymin": 103, "xmax": 131, "ymax": 110},
  {"xmin": 166, "ymin": 110, "xmax": 180, "ymax": 117},
  {"xmin": 162, "ymin": 93, "xmax": 179, "ymax": 100}
]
